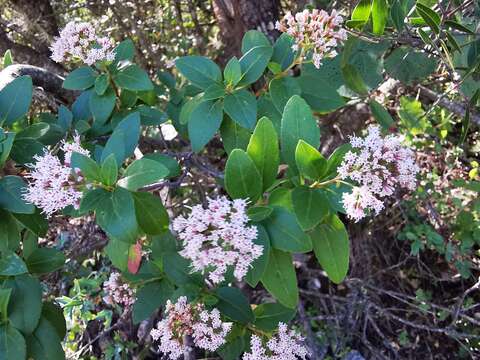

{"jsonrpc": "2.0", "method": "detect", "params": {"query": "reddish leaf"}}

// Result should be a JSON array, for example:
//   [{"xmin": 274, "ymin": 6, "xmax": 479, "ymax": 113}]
[{"xmin": 128, "ymin": 242, "xmax": 142, "ymax": 274}]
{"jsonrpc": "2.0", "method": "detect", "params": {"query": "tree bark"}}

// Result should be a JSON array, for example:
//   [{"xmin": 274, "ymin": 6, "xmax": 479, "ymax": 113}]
[{"xmin": 212, "ymin": 0, "xmax": 281, "ymax": 64}]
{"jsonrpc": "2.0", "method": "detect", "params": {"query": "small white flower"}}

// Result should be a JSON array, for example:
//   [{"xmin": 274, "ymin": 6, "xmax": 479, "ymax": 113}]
[{"xmin": 102, "ymin": 273, "xmax": 136, "ymax": 307}]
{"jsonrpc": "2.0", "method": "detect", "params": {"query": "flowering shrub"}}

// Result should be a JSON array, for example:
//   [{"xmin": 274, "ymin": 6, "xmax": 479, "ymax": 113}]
[{"xmin": 2, "ymin": 0, "xmax": 477, "ymax": 357}]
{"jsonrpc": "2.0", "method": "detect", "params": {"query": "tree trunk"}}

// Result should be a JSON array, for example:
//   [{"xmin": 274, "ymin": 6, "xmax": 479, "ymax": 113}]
[{"xmin": 212, "ymin": 0, "xmax": 281, "ymax": 64}]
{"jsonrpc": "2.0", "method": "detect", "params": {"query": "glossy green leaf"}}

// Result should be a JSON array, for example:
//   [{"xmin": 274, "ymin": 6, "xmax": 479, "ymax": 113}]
[
  {"xmin": 295, "ymin": 140, "xmax": 327, "ymax": 181},
  {"xmin": 0, "ymin": 76, "xmax": 32, "ymax": 126},
  {"xmin": 89, "ymin": 88, "xmax": 116, "ymax": 125},
  {"xmin": 0, "ymin": 176, "xmax": 34, "ymax": 214},
  {"xmin": 101, "ymin": 112, "xmax": 140, "ymax": 164},
  {"xmin": 0, "ymin": 210, "xmax": 20, "ymax": 252},
  {"xmin": 63, "ymin": 67, "xmax": 96, "ymax": 90},
  {"xmin": 0, "ymin": 324, "xmax": 26, "ymax": 360},
  {"xmin": 100, "ymin": 154, "xmax": 118, "ymax": 186},
  {"xmin": 0, "ymin": 253, "xmax": 27, "ymax": 276},
  {"xmin": 261, "ymin": 248, "xmax": 298, "ymax": 309},
  {"xmin": 176, "ymin": 56, "xmax": 222, "ymax": 90},
  {"xmin": 264, "ymin": 206, "xmax": 312, "ymax": 253},
  {"xmin": 118, "ymin": 158, "xmax": 169, "ymax": 191},
  {"xmin": 188, "ymin": 99, "xmax": 223, "ymax": 152},
  {"xmin": 220, "ymin": 117, "xmax": 251, "ymax": 155},
  {"xmin": 224, "ymin": 149, "xmax": 263, "ymax": 203},
  {"xmin": 94, "ymin": 74, "xmax": 109, "ymax": 95},
  {"xmin": 272, "ymin": 33, "xmax": 297, "ymax": 71},
  {"xmin": 269, "ymin": 77, "xmax": 301, "ymax": 113},
  {"xmin": 372, "ymin": 0, "xmax": 388, "ymax": 35},
  {"xmin": 26, "ymin": 248, "xmax": 65, "ymax": 274},
  {"xmin": 132, "ymin": 280, "xmax": 174, "ymax": 324},
  {"xmin": 224, "ymin": 57, "xmax": 242, "ymax": 86},
  {"xmin": 247, "ymin": 117, "xmax": 279, "ymax": 190},
  {"xmin": 132, "ymin": 192, "xmax": 169, "ymax": 235},
  {"xmin": 70, "ymin": 152, "xmax": 101, "ymax": 182},
  {"xmin": 224, "ymin": 90, "xmax": 257, "ymax": 130},
  {"xmin": 280, "ymin": 95, "xmax": 320, "ymax": 173},
  {"xmin": 96, "ymin": 187, "xmax": 139, "ymax": 243},
  {"xmin": 245, "ymin": 225, "xmax": 270, "ymax": 287},
  {"xmin": 292, "ymin": 187, "xmax": 329, "ymax": 231},
  {"xmin": 215, "ymin": 287, "xmax": 254, "ymax": 324},
  {"xmin": 351, "ymin": 0, "xmax": 372, "ymax": 28},
  {"xmin": 247, "ymin": 206, "xmax": 273, "ymax": 223},
  {"xmin": 311, "ymin": 214, "xmax": 349, "ymax": 284},
  {"xmin": 26, "ymin": 316, "xmax": 65, "ymax": 360},
  {"xmin": 369, "ymin": 100, "xmax": 394, "ymax": 129},
  {"xmin": 253, "ymin": 303, "xmax": 296, "ymax": 331},
  {"xmin": 238, "ymin": 45, "xmax": 273, "ymax": 86},
  {"xmin": 11, "ymin": 209, "xmax": 48, "ymax": 237},
  {"xmin": 113, "ymin": 64, "xmax": 153, "ymax": 91},
  {"xmin": 241, "ymin": 30, "xmax": 270, "ymax": 54},
  {"xmin": 385, "ymin": 47, "xmax": 437, "ymax": 85}
]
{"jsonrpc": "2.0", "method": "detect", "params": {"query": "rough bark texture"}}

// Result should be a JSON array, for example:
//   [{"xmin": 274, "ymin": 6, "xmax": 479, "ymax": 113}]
[
  {"xmin": 0, "ymin": 29, "xmax": 64, "ymax": 73},
  {"xmin": 213, "ymin": 0, "xmax": 281, "ymax": 63},
  {"xmin": 0, "ymin": 64, "xmax": 75, "ymax": 103}
]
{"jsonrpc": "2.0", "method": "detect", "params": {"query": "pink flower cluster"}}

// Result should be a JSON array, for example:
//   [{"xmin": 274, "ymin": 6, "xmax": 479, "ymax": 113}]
[
  {"xmin": 338, "ymin": 125, "xmax": 419, "ymax": 222},
  {"xmin": 150, "ymin": 296, "xmax": 231, "ymax": 360},
  {"xmin": 50, "ymin": 21, "xmax": 115, "ymax": 65},
  {"xmin": 243, "ymin": 323, "xmax": 309, "ymax": 360},
  {"xmin": 172, "ymin": 197, "xmax": 263, "ymax": 284},
  {"xmin": 23, "ymin": 135, "xmax": 90, "ymax": 217},
  {"xmin": 102, "ymin": 272, "xmax": 136, "ymax": 307},
  {"xmin": 275, "ymin": 9, "xmax": 347, "ymax": 68}
]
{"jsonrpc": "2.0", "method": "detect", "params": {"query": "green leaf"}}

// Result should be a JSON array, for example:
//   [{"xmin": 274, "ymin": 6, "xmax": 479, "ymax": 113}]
[
  {"xmin": 26, "ymin": 248, "xmax": 65, "ymax": 274},
  {"xmin": 272, "ymin": 33, "xmax": 297, "ymax": 71},
  {"xmin": 325, "ymin": 143, "xmax": 352, "ymax": 178},
  {"xmin": 137, "ymin": 105, "xmax": 168, "ymax": 126},
  {"xmin": 188, "ymin": 99, "xmax": 223, "ymax": 152},
  {"xmin": 280, "ymin": 95, "xmax": 320, "ymax": 173},
  {"xmin": 113, "ymin": 64, "xmax": 153, "ymax": 91},
  {"xmin": 351, "ymin": 0, "xmax": 372, "ymax": 28},
  {"xmin": 245, "ymin": 225, "xmax": 270, "ymax": 287},
  {"xmin": 253, "ymin": 303, "xmax": 296, "ymax": 332},
  {"xmin": 11, "ymin": 209, "xmax": 48, "ymax": 237},
  {"xmin": 175, "ymin": 56, "xmax": 222, "ymax": 90},
  {"xmin": 215, "ymin": 287, "xmax": 254, "ymax": 324},
  {"xmin": 143, "ymin": 153, "xmax": 181, "ymax": 178},
  {"xmin": 0, "ymin": 253, "xmax": 27, "ymax": 276},
  {"xmin": 105, "ymin": 239, "xmax": 130, "ymax": 271},
  {"xmin": 238, "ymin": 45, "xmax": 273, "ymax": 86},
  {"xmin": 241, "ymin": 30, "xmax": 270, "ymax": 54},
  {"xmin": 224, "ymin": 149, "xmax": 263, "ymax": 203},
  {"xmin": 2, "ymin": 50, "xmax": 13, "ymax": 68},
  {"xmin": 384, "ymin": 47, "xmax": 437, "ymax": 85},
  {"xmin": 218, "ymin": 330, "xmax": 246, "ymax": 360},
  {"xmin": 247, "ymin": 206, "xmax": 273, "ymax": 222},
  {"xmin": 264, "ymin": 206, "xmax": 312, "ymax": 253},
  {"xmin": 0, "ymin": 210, "xmax": 20, "ymax": 252},
  {"xmin": 269, "ymin": 77, "xmax": 301, "ymax": 113},
  {"xmin": 390, "ymin": 0, "xmax": 406, "ymax": 31},
  {"xmin": 0, "ymin": 289, "xmax": 10, "ymax": 323},
  {"xmin": 132, "ymin": 192, "xmax": 169, "ymax": 235},
  {"xmin": 41, "ymin": 302, "xmax": 66, "ymax": 340},
  {"xmin": 78, "ymin": 188, "xmax": 108, "ymax": 215},
  {"xmin": 0, "ymin": 176, "xmax": 34, "ymax": 214},
  {"xmin": 114, "ymin": 38, "xmax": 135, "ymax": 62},
  {"xmin": 224, "ymin": 57, "xmax": 242, "ymax": 86},
  {"xmin": 341, "ymin": 63, "xmax": 369, "ymax": 95},
  {"xmin": 101, "ymin": 112, "xmax": 140, "ymax": 164},
  {"xmin": 220, "ymin": 117, "xmax": 251, "ymax": 155},
  {"xmin": 369, "ymin": 100, "xmax": 394, "ymax": 129},
  {"xmin": 132, "ymin": 280, "xmax": 174, "ymax": 324},
  {"xmin": 70, "ymin": 152, "xmax": 101, "ymax": 182},
  {"xmin": 100, "ymin": 154, "xmax": 118, "ymax": 186},
  {"xmin": 292, "ymin": 187, "xmax": 329, "ymax": 231},
  {"xmin": 261, "ymin": 248, "xmax": 298, "ymax": 309},
  {"xmin": 295, "ymin": 140, "xmax": 327, "ymax": 181},
  {"xmin": 311, "ymin": 214, "xmax": 349, "ymax": 284},
  {"xmin": 89, "ymin": 87, "xmax": 116, "ymax": 125},
  {"xmin": 162, "ymin": 252, "xmax": 201, "ymax": 286},
  {"xmin": 416, "ymin": 3, "xmax": 440, "ymax": 34},
  {"xmin": 372, "ymin": 0, "xmax": 388, "ymax": 35},
  {"xmin": 444, "ymin": 20, "xmax": 475, "ymax": 35},
  {"xmin": 9, "ymin": 137, "xmax": 44, "ymax": 165},
  {"xmin": 0, "ymin": 131, "xmax": 15, "ymax": 166},
  {"xmin": 16, "ymin": 123, "xmax": 50, "ymax": 139},
  {"xmin": 94, "ymin": 74, "xmax": 109, "ymax": 95},
  {"xmin": 63, "ymin": 67, "xmax": 96, "ymax": 90},
  {"xmin": 297, "ymin": 75, "xmax": 345, "ymax": 113},
  {"xmin": 118, "ymin": 158, "xmax": 169, "ymax": 191},
  {"xmin": 0, "ymin": 76, "xmax": 32, "ymax": 126},
  {"xmin": 0, "ymin": 324, "xmax": 26, "ymax": 360},
  {"xmin": 96, "ymin": 187, "xmax": 139, "ymax": 243},
  {"xmin": 204, "ymin": 83, "xmax": 226, "ymax": 100},
  {"xmin": 247, "ymin": 117, "xmax": 279, "ymax": 190},
  {"xmin": 4, "ymin": 275, "xmax": 42, "ymax": 334},
  {"xmin": 224, "ymin": 90, "xmax": 257, "ymax": 130},
  {"xmin": 26, "ymin": 316, "xmax": 65, "ymax": 360}
]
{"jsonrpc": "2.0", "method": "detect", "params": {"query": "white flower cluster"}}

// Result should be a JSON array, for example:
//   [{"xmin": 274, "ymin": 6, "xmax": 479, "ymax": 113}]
[
  {"xmin": 150, "ymin": 296, "xmax": 231, "ymax": 360},
  {"xmin": 102, "ymin": 272, "xmax": 136, "ymax": 307},
  {"xmin": 173, "ymin": 197, "xmax": 263, "ymax": 284},
  {"xmin": 50, "ymin": 21, "xmax": 115, "ymax": 65},
  {"xmin": 338, "ymin": 125, "xmax": 419, "ymax": 222},
  {"xmin": 23, "ymin": 135, "xmax": 90, "ymax": 217},
  {"xmin": 243, "ymin": 323, "xmax": 309, "ymax": 360},
  {"xmin": 275, "ymin": 9, "xmax": 347, "ymax": 68}
]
